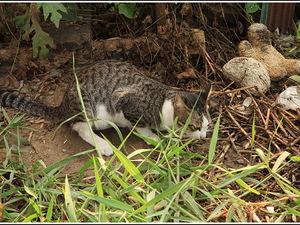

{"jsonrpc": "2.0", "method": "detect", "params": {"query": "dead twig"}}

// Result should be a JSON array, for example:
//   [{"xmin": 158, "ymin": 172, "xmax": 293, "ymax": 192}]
[
  {"xmin": 212, "ymin": 85, "xmax": 257, "ymax": 95},
  {"xmin": 265, "ymin": 108, "xmax": 271, "ymax": 131},
  {"xmin": 270, "ymin": 111, "xmax": 289, "ymax": 137},
  {"xmin": 225, "ymin": 108, "xmax": 268, "ymax": 152}
]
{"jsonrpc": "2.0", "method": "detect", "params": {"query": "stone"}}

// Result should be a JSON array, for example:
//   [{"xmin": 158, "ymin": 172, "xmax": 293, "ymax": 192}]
[
  {"xmin": 238, "ymin": 23, "xmax": 300, "ymax": 81},
  {"xmin": 222, "ymin": 57, "xmax": 270, "ymax": 96}
]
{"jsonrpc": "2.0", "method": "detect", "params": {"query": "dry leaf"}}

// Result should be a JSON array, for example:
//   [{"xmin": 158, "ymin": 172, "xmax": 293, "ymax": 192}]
[{"xmin": 175, "ymin": 68, "xmax": 197, "ymax": 79}]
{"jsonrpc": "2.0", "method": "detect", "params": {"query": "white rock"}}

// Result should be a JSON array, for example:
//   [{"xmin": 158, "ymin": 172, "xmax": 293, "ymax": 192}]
[
  {"xmin": 277, "ymin": 86, "xmax": 300, "ymax": 110},
  {"xmin": 222, "ymin": 57, "xmax": 271, "ymax": 96},
  {"xmin": 266, "ymin": 206, "xmax": 275, "ymax": 213},
  {"xmin": 243, "ymin": 97, "xmax": 252, "ymax": 107}
]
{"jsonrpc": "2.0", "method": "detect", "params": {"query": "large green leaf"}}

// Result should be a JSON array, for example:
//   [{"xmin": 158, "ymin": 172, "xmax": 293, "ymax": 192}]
[
  {"xmin": 118, "ymin": 3, "xmax": 136, "ymax": 19},
  {"xmin": 39, "ymin": 3, "xmax": 68, "ymax": 28},
  {"xmin": 31, "ymin": 29, "xmax": 55, "ymax": 58},
  {"xmin": 245, "ymin": 3, "xmax": 261, "ymax": 14}
]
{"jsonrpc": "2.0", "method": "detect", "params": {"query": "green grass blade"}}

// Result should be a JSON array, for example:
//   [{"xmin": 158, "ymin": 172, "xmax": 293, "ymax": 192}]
[
  {"xmin": 111, "ymin": 173, "xmax": 146, "ymax": 205},
  {"xmin": 6, "ymin": 131, "xmax": 30, "ymax": 145},
  {"xmin": 133, "ymin": 132, "xmax": 159, "ymax": 146},
  {"xmin": 207, "ymin": 200, "xmax": 228, "ymax": 221},
  {"xmin": 289, "ymin": 75, "xmax": 300, "ymax": 83},
  {"xmin": 226, "ymin": 204, "xmax": 236, "ymax": 222},
  {"xmin": 146, "ymin": 190, "xmax": 156, "ymax": 222},
  {"xmin": 235, "ymin": 178, "xmax": 260, "ymax": 195},
  {"xmin": 28, "ymin": 198, "xmax": 42, "ymax": 216},
  {"xmin": 182, "ymin": 191, "xmax": 206, "ymax": 221},
  {"xmin": 251, "ymin": 110, "xmax": 256, "ymax": 150},
  {"xmin": 218, "ymin": 163, "xmax": 265, "ymax": 188},
  {"xmin": 64, "ymin": 175, "xmax": 78, "ymax": 222},
  {"xmin": 33, "ymin": 149, "xmax": 95, "ymax": 176},
  {"xmin": 132, "ymin": 176, "xmax": 195, "ymax": 216},
  {"xmin": 104, "ymin": 137, "xmax": 144, "ymax": 183},
  {"xmin": 46, "ymin": 194, "xmax": 55, "ymax": 222},
  {"xmin": 49, "ymin": 111, "xmax": 83, "ymax": 141},
  {"xmin": 80, "ymin": 191, "xmax": 134, "ymax": 213},
  {"xmin": 98, "ymin": 119, "xmax": 124, "ymax": 143},
  {"xmin": 22, "ymin": 213, "xmax": 40, "ymax": 222},
  {"xmin": 24, "ymin": 185, "xmax": 37, "ymax": 199},
  {"xmin": 255, "ymin": 148, "xmax": 267, "ymax": 162},
  {"xmin": 92, "ymin": 156, "xmax": 107, "ymax": 222},
  {"xmin": 208, "ymin": 114, "xmax": 221, "ymax": 164},
  {"xmin": 291, "ymin": 156, "xmax": 300, "ymax": 162},
  {"xmin": 93, "ymin": 157, "xmax": 104, "ymax": 198},
  {"xmin": 272, "ymin": 151, "xmax": 291, "ymax": 172}
]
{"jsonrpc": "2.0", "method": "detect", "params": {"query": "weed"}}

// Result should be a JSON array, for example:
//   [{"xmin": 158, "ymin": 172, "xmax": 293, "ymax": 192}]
[{"xmin": 1, "ymin": 109, "xmax": 299, "ymax": 222}]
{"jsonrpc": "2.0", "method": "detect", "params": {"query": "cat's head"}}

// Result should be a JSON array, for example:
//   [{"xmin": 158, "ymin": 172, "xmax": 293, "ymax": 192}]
[{"xmin": 173, "ymin": 84, "xmax": 212, "ymax": 139}]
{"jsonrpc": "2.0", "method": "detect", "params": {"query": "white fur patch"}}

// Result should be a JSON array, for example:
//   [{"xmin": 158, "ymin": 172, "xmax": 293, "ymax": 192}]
[
  {"xmin": 160, "ymin": 99, "xmax": 174, "ymax": 130},
  {"xmin": 136, "ymin": 127, "xmax": 157, "ymax": 137},
  {"xmin": 72, "ymin": 122, "xmax": 114, "ymax": 156},
  {"xmin": 93, "ymin": 104, "xmax": 131, "ymax": 130},
  {"xmin": 188, "ymin": 130, "xmax": 202, "ymax": 139},
  {"xmin": 200, "ymin": 115, "xmax": 209, "ymax": 138}
]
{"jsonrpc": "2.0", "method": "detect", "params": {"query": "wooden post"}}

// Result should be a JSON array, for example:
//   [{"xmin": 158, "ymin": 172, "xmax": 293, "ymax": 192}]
[{"xmin": 266, "ymin": 3, "xmax": 296, "ymax": 35}]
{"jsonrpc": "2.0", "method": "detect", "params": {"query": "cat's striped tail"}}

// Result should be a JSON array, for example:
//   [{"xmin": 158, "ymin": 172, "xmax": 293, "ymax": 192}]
[{"xmin": 0, "ymin": 89, "xmax": 66, "ymax": 123}]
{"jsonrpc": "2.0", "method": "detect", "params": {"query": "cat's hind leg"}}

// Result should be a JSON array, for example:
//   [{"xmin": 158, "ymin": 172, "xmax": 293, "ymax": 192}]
[{"xmin": 72, "ymin": 122, "xmax": 114, "ymax": 156}]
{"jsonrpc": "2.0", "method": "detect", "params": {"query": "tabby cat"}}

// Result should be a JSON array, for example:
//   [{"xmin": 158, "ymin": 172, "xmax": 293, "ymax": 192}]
[{"xmin": 0, "ymin": 60, "xmax": 212, "ymax": 156}]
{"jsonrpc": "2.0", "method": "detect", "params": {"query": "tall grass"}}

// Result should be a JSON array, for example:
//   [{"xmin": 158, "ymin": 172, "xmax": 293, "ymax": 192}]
[
  {"xmin": 1, "ymin": 56, "xmax": 299, "ymax": 222},
  {"xmin": 1, "ymin": 104, "xmax": 299, "ymax": 222}
]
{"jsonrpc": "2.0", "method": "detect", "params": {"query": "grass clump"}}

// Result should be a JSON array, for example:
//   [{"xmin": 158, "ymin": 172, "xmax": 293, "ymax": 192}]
[
  {"xmin": 1, "ymin": 105, "xmax": 299, "ymax": 222},
  {"xmin": 0, "ymin": 55, "xmax": 299, "ymax": 222}
]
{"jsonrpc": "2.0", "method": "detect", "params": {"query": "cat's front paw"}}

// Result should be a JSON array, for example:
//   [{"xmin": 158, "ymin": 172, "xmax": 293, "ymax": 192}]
[
  {"xmin": 99, "ymin": 141, "xmax": 114, "ymax": 156},
  {"xmin": 145, "ymin": 135, "xmax": 160, "ymax": 145}
]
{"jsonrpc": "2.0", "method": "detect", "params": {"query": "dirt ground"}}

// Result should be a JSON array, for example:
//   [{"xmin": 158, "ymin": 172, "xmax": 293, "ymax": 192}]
[{"xmin": 1, "ymin": 3, "xmax": 300, "ymax": 183}]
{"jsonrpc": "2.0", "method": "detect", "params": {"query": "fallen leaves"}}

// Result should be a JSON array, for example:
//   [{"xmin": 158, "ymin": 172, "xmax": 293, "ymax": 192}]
[{"xmin": 175, "ymin": 68, "xmax": 197, "ymax": 80}]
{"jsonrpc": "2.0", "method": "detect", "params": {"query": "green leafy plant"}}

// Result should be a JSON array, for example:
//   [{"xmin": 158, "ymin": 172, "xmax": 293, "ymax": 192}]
[
  {"xmin": 244, "ymin": 3, "xmax": 261, "ymax": 14},
  {"xmin": 242, "ymin": 2, "xmax": 262, "ymax": 24},
  {"xmin": 109, "ymin": 3, "xmax": 138, "ymax": 19},
  {"xmin": 13, "ymin": 3, "xmax": 77, "ymax": 58}
]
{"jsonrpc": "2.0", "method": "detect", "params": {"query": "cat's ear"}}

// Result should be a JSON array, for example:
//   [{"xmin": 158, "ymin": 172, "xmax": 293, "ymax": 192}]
[
  {"xmin": 199, "ymin": 83, "xmax": 212, "ymax": 102},
  {"xmin": 174, "ymin": 94, "xmax": 190, "ymax": 119},
  {"xmin": 174, "ymin": 94, "xmax": 188, "ymax": 110}
]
